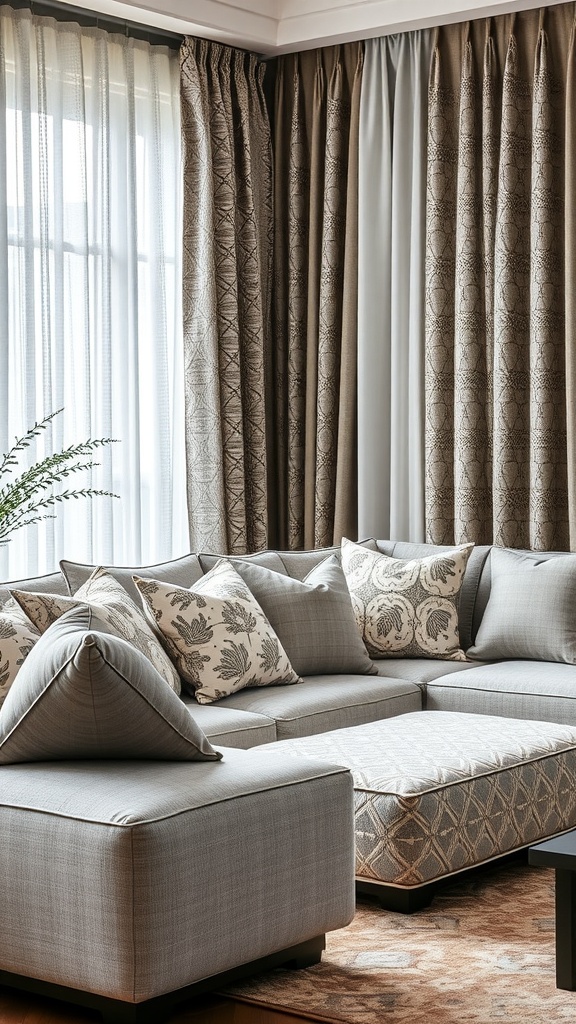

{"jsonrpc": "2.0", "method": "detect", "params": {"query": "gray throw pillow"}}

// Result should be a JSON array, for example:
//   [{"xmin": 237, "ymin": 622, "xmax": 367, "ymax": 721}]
[
  {"xmin": 231, "ymin": 555, "xmax": 377, "ymax": 676},
  {"xmin": 60, "ymin": 553, "xmax": 204, "ymax": 604},
  {"xmin": 0, "ymin": 606, "xmax": 221, "ymax": 764},
  {"xmin": 467, "ymin": 548, "xmax": 576, "ymax": 663}
]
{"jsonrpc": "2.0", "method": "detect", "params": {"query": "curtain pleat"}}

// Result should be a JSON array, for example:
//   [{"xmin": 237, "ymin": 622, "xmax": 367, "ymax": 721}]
[
  {"xmin": 357, "ymin": 32, "xmax": 431, "ymax": 542},
  {"xmin": 272, "ymin": 44, "xmax": 363, "ymax": 550},
  {"xmin": 180, "ymin": 38, "xmax": 273, "ymax": 554},
  {"xmin": 567, "ymin": 23, "xmax": 576, "ymax": 549},
  {"xmin": 426, "ymin": 5, "xmax": 575, "ymax": 549}
]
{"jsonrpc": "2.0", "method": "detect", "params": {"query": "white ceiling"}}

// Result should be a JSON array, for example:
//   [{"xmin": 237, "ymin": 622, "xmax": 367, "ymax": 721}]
[{"xmin": 61, "ymin": 0, "xmax": 568, "ymax": 53}]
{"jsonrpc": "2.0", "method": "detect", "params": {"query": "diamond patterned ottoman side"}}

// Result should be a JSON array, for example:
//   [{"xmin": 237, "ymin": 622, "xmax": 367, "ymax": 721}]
[{"xmin": 267, "ymin": 710, "xmax": 576, "ymax": 912}]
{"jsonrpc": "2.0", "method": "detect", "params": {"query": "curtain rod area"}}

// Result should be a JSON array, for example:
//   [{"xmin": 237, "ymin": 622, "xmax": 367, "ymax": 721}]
[{"xmin": 6, "ymin": 0, "xmax": 185, "ymax": 48}]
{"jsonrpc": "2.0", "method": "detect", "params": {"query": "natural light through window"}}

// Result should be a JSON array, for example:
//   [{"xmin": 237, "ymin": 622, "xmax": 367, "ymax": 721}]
[{"xmin": 0, "ymin": 7, "xmax": 188, "ymax": 578}]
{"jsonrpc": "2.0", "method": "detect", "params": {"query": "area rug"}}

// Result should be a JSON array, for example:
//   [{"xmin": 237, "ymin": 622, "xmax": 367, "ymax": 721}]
[{"xmin": 221, "ymin": 858, "xmax": 576, "ymax": 1024}]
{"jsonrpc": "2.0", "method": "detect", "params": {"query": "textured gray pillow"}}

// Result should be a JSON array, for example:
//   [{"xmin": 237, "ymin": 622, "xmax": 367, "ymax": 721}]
[
  {"xmin": 0, "ymin": 606, "xmax": 221, "ymax": 764},
  {"xmin": 231, "ymin": 555, "xmax": 377, "ymax": 676},
  {"xmin": 198, "ymin": 550, "xmax": 286, "ymax": 574},
  {"xmin": 276, "ymin": 547, "xmax": 342, "ymax": 580},
  {"xmin": 467, "ymin": 548, "xmax": 576, "ymax": 663},
  {"xmin": 60, "ymin": 553, "xmax": 204, "ymax": 604}
]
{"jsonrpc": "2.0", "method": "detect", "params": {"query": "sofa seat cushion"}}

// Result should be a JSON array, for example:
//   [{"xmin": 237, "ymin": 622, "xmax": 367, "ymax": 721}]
[
  {"xmin": 371, "ymin": 657, "xmax": 480, "ymax": 684},
  {"xmin": 181, "ymin": 697, "xmax": 276, "ymax": 748},
  {"xmin": 0, "ymin": 751, "xmax": 355, "ymax": 1001},
  {"xmin": 426, "ymin": 661, "xmax": 576, "ymax": 725},
  {"xmin": 218, "ymin": 675, "xmax": 422, "ymax": 739},
  {"xmin": 266, "ymin": 711, "xmax": 576, "ymax": 888}
]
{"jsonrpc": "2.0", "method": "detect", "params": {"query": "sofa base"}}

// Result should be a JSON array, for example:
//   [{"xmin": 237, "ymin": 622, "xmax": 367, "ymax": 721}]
[
  {"xmin": 356, "ymin": 879, "xmax": 436, "ymax": 913},
  {"xmin": 0, "ymin": 935, "xmax": 326, "ymax": 1024}
]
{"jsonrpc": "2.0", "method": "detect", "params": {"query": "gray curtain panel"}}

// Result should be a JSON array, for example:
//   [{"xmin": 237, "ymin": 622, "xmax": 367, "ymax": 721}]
[
  {"xmin": 425, "ymin": 4, "xmax": 576, "ymax": 550},
  {"xmin": 180, "ymin": 38, "xmax": 273, "ymax": 554},
  {"xmin": 271, "ymin": 44, "xmax": 364, "ymax": 551},
  {"xmin": 357, "ymin": 32, "xmax": 431, "ymax": 544}
]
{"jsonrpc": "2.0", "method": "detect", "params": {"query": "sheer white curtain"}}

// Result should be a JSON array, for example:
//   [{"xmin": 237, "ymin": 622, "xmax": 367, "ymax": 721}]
[
  {"xmin": 0, "ymin": 7, "xmax": 187, "ymax": 579},
  {"xmin": 357, "ymin": 32, "xmax": 431, "ymax": 542}
]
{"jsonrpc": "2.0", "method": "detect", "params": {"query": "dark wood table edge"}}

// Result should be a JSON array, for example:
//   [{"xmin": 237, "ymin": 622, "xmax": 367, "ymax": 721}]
[{"xmin": 529, "ymin": 831, "xmax": 576, "ymax": 991}]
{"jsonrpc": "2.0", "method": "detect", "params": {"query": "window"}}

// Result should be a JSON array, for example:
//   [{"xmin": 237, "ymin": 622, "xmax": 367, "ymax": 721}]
[{"xmin": 0, "ymin": 7, "xmax": 188, "ymax": 578}]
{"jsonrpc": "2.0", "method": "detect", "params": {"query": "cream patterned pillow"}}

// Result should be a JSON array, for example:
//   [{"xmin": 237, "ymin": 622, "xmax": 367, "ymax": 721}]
[
  {"xmin": 133, "ymin": 560, "xmax": 301, "ymax": 704},
  {"xmin": 0, "ymin": 602, "xmax": 40, "ymax": 708},
  {"xmin": 341, "ymin": 538, "xmax": 474, "ymax": 661},
  {"xmin": 11, "ymin": 568, "xmax": 181, "ymax": 694}
]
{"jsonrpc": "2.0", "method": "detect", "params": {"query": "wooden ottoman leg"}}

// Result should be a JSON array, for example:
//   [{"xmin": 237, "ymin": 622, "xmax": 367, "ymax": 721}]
[{"xmin": 356, "ymin": 879, "xmax": 437, "ymax": 913}]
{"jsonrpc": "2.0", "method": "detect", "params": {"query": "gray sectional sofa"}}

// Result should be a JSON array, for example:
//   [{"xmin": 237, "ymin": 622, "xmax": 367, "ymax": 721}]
[
  {"xmin": 174, "ymin": 540, "xmax": 576, "ymax": 744},
  {"xmin": 1, "ymin": 537, "xmax": 575, "ymax": 1022}
]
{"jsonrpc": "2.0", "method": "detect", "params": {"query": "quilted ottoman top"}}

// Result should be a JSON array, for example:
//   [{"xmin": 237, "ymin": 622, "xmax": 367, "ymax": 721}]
[{"xmin": 267, "ymin": 711, "xmax": 576, "ymax": 887}]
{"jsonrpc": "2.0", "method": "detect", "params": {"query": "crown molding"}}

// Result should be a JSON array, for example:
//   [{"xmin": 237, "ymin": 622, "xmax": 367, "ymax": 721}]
[
  {"xmin": 276, "ymin": 0, "xmax": 567, "ymax": 52},
  {"xmin": 60, "ymin": 0, "xmax": 279, "ymax": 51},
  {"xmin": 57, "ymin": 0, "xmax": 568, "ymax": 54}
]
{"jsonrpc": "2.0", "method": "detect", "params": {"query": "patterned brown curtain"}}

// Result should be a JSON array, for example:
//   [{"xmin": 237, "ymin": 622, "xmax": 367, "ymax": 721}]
[
  {"xmin": 426, "ymin": 4, "xmax": 576, "ymax": 550},
  {"xmin": 180, "ymin": 38, "xmax": 273, "ymax": 554},
  {"xmin": 271, "ymin": 44, "xmax": 363, "ymax": 550}
]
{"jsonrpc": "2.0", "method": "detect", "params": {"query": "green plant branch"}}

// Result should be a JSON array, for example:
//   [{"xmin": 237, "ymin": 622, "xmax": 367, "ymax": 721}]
[
  {"xmin": 0, "ymin": 410, "xmax": 119, "ymax": 544},
  {"xmin": 0, "ymin": 488, "xmax": 118, "ymax": 542},
  {"xmin": 0, "ymin": 409, "xmax": 64, "ymax": 482}
]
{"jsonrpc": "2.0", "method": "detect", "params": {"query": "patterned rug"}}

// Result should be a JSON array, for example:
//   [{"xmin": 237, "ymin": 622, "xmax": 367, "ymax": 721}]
[{"xmin": 221, "ymin": 858, "xmax": 576, "ymax": 1024}]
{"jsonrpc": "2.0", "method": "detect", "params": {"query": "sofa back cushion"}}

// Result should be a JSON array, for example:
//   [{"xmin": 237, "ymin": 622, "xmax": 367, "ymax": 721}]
[
  {"xmin": 60, "ymin": 553, "xmax": 204, "ymax": 604},
  {"xmin": 0, "ymin": 571, "xmax": 67, "ymax": 608},
  {"xmin": 468, "ymin": 548, "xmax": 576, "ymax": 663},
  {"xmin": 230, "ymin": 555, "xmax": 377, "ymax": 677},
  {"xmin": 0, "ymin": 606, "xmax": 221, "ymax": 763},
  {"xmin": 199, "ymin": 550, "xmax": 286, "ymax": 574}
]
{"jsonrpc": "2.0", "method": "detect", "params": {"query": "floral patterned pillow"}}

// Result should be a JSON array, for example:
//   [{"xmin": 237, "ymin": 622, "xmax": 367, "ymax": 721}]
[
  {"xmin": 0, "ymin": 602, "xmax": 40, "ymax": 708},
  {"xmin": 341, "ymin": 538, "xmax": 474, "ymax": 661},
  {"xmin": 133, "ymin": 560, "xmax": 301, "ymax": 704},
  {"xmin": 11, "ymin": 568, "xmax": 181, "ymax": 694}
]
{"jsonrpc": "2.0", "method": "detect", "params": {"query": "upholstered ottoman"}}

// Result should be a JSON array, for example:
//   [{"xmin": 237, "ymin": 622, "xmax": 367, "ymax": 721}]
[
  {"xmin": 0, "ymin": 748, "xmax": 355, "ymax": 1023},
  {"xmin": 266, "ymin": 710, "xmax": 576, "ymax": 911}
]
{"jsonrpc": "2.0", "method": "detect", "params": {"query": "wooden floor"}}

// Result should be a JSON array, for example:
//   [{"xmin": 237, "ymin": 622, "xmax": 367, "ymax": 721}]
[{"xmin": 0, "ymin": 987, "xmax": 315, "ymax": 1024}]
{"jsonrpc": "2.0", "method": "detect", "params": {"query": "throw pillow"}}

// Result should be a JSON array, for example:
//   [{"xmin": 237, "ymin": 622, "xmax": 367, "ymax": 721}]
[
  {"xmin": 11, "ymin": 567, "xmax": 181, "ymax": 694},
  {"xmin": 230, "ymin": 555, "xmax": 377, "ymax": 676},
  {"xmin": 133, "ymin": 560, "xmax": 301, "ymax": 704},
  {"xmin": 0, "ymin": 603, "xmax": 40, "ymax": 708},
  {"xmin": 467, "ymin": 548, "xmax": 576, "ymax": 663},
  {"xmin": 60, "ymin": 552, "xmax": 204, "ymax": 605},
  {"xmin": 341, "ymin": 537, "xmax": 474, "ymax": 661},
  {"xmin": 0, "ymin": 606, "xmax": 221, "ymax": 763}
]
